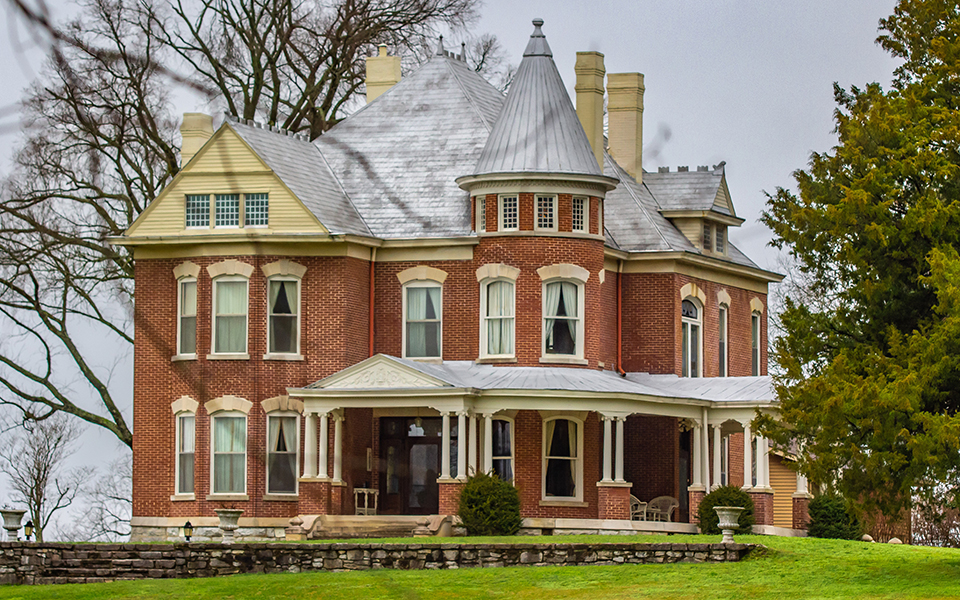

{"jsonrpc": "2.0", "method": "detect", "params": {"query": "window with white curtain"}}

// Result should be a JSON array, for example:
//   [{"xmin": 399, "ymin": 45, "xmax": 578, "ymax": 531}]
[
  {"xmin": 543, "ymin": 281, "xmax": 582, "ymax": 357},
  {"xmin": 543, "ymin": 418, "xmax": 581, "ymax": 499},
  {"xmin": 404, "ymin": 282, "xmax": 442, "ymax": 358},
  {"xmin": 177, "ymin": 278, "xmax": 197, "ymax": 356},
  {"xmin": 719, "ymin": 303, "xmax": 729, "ymax": 377},
  {"xmin": 212, "ymin": 414, "xmax": 246, "ymax": 494},
  {"xmin": 267, "ymin": 414, "xmax": 298, "ymax": 494},
  {"xmin": 481, "ymin": 280, "xmax": 515, "ymax": 358},
  {"xmin": 752, "ymin": 311, "xmax": 761, "ymax": 376},
  {"xmin": 491, "ymin": 418, "xmax": 514, "ymax": 482},
  {"xmin": 176, "ymin": 413, "xmax": 195, "ymax": 495},
  {"xmin": 681, "ymin": 298, "xmax": 702, "ymax": 377},
  {"xmin": 268, "ymin": 278, "xmax": 299, "ymax": 354},
  {"xmin": 213, "ymin": 277, "xmax": 248, "ymax": 354}
]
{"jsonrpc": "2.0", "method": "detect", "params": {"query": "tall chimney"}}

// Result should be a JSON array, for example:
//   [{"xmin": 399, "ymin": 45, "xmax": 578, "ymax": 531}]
[
  {"xmin": 575, "ymin": 51, "xmax": 605, "ymax": 170},
  {"xmin": 607, "ymin": 72, "xmax": 645, "ymax": 182},
  {"xmin": 365, "ymin": 44, "xmax": 402, "ymax": 104},
  {"xmin": 180, "ymin": 113, "xmax": 213, "ymax": 166}
]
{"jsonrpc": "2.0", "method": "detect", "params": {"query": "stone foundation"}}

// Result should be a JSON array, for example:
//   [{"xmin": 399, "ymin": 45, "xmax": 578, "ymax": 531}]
[{"xmin": 0, "ymin": 541, "xmax": 756, "ymax": 585}]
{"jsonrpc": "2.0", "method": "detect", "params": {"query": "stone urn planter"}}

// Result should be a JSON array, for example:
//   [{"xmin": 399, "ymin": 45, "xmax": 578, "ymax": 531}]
[
  {"xmin": 0, "ymin": 509, "xmax": 26, "ymax": 541},
  {"xmin": 214, "ymin": 509, "xmax": 244, "ymax": 544},
  {"xmin": 714, "ymin": 506, "xmax": 745, "ymax": 544}
]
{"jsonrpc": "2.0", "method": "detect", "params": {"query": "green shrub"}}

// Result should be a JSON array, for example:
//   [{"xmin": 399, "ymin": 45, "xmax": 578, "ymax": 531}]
[
  {"xmin": 697, "ymin": 485, "xmax": 756, "ymax": 535},
  {"xmin": 807, "ymin": 494, "xmax": 862, "ymax": 540},
  {"xmin": 457, "ymin": 472, "xmax": 522, "ymax": 536}
]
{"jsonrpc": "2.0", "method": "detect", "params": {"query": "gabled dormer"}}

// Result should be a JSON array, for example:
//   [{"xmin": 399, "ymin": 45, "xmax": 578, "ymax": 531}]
[{"xmin": 643, "ymin": 162, "xmax": 745, "ymax": 257}]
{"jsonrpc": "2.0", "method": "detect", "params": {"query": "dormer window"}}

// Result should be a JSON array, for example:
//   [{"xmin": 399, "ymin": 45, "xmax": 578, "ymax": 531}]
[
  {"xmin": 702, "ymin": 222, "xmax": 712, "ymax": 251},
  {"xmin": 715, "ymin": 225, "xmax": 726, "ymax": 254},
  {"xmin": 536, "ymin": 195, "xmax": 556, "ymax": 231},
  {"xmin": 499, "ymin": 195, "xmax": 518, "ymax": 231}
]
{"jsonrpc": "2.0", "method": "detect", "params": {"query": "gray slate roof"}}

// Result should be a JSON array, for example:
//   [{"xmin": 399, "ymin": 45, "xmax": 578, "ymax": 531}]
[
  {"xmin": 315, "ymin": 54, "xmax": 504, "ymax": 238},
  {"xmin": 229, "ymin": 120, "xmax": 371, "ymax": 235},
  {"xmin": 472, "ymin": 20, "xmax": 603, "ymax": 178},
  {"xmin": 642, "ymin": 165, "xmax": 732, "ymax": 216},
  {"xmin": 307, "ymin": 355, "xmax": 774, "ymax": 403}
]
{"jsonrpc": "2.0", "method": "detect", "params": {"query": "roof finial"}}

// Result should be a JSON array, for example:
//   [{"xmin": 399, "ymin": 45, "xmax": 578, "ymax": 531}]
[
  {"xmin": 532, "ymin": 18, "xmax": 544, "ymax": 32},
  {"xmin": 436, "ymin": 35, "xmax": 444, "ymax": 57},
  {"xmin": 460, "ymin": 41, "xmax": 466, "ymax": 62},
  {"xmin": 523, "ymin": 18, "xmax": 552, "ymax": 57}
]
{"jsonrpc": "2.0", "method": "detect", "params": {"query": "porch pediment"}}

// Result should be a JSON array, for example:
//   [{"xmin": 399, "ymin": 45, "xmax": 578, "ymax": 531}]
[{"xmin": 311, "ymin": 355, "xmax": 453, "ymax": 390}]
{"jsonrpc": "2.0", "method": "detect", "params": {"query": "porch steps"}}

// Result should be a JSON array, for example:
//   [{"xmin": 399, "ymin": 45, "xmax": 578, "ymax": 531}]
[{"xmin": 309, "ymin": 515, "xmax": 430, "ymax": 539}]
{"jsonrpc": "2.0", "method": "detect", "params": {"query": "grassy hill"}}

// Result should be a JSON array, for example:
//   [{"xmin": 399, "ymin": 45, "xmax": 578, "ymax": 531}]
[{"xmin": 1, "ymin": 534, "xmax": 958, "ymax": 599}]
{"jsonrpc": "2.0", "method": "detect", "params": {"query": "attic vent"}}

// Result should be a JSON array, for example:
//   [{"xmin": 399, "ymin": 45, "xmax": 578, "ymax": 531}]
[
  {"xmin": 697, "ymin": 165, "xmax": 708, "ymax": 172},
  {"xmin": 658, "ymin": 167, "xmax": 669, "ymax": 173},
  {"xmin": 678, "ymin": 166, "xmax": 689, "ymax": 172}
]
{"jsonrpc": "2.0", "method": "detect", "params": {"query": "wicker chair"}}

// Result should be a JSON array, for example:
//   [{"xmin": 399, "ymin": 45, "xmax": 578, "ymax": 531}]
[
  {"xmin": 646, "ymin": 496, "xmax": 679, "ymax": 522},
  {"xmin": 629, "ymin": 495, "xmax": 648, "ymax": 521}
]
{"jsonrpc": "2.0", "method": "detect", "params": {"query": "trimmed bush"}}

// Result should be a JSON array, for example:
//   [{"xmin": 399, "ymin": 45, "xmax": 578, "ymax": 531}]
[
  {"xmin": 697, "ymin": 485, "xmax": 756, "ymax": 535},
  {"xmin": 457, "ymin": 472, "xmax": 522, "ymax": 536},
  {"xmin": 807, "ymin": 494, "xmax": 862, "ymax": 540}
]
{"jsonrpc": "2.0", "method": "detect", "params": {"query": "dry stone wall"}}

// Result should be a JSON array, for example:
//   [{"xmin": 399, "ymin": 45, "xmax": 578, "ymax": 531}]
[{"xmin": 0, "ymin": 541, "xmax": 755, "ymax": 585}]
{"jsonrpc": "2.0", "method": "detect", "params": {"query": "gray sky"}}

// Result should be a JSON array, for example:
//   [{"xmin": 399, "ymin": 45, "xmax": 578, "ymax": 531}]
[{"xmin": 0, "ymin": 0, "xmax": 901, "ymax": 531}]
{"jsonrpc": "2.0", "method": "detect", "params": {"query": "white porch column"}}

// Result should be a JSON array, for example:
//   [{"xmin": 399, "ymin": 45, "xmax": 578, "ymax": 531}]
[
  {"xmin": 691, "ymin": 424, "xmax": 703, "ymax": 488},
  {"xmin": 701, "ymin": 408, "xmax": 711, "ymax": 491},
  {"xmin": 318, "ymin": 412, "xmax": 329, "ymax": 478},
  {"xmin": 796, "ymin": 472, "xmax": 809, "ymax": 495},
  {"xmin": 601, "ymin": 416, "xmax": 613, "ymax": 482},
  {"xmin": 468, "ymin": 412, "xmax": 478, "ymax": 476},
  {"xmin": 712, "ymin": 425, "xmax": 722, "ymax": 490},
  {"xmin": 757, "ymin": 435, "xmax": 770, "ymax": 488},
  {"xmin": 303, "ymin": 412, "xmax": 317, "ymax": 478},
  {"xmin": 332, "ymin": 413, "xmax": 343, "ymax": 482},
  {"xmin": 615, "ymin": 417, "xmax": 626, "ymax": 483},
  {"xmin": 441, "ymin": 412, "xmax": 452, "ymax": 479},
  {"xmin": 742, "ymin": 422, "xmax": 752, "ymax": 490},
  {"xmin": 483, "ymin": 414, "xmax": 493, "ymax": 473},
  {"xmin": 456, "ymin": 411, "xmax": 467, "ymax": 480}
]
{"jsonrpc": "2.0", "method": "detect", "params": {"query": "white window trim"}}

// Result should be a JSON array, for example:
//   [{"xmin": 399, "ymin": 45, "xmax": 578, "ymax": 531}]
[
  {"xmin": 498, "ymin": 194, "xmax": 519, "ymax": 232},
  {"xmin": 243, "ymin": 192, "xmax": 270, "ymax": 229},
  {"xmin": 477, "ymin": 196, "xmax": 486, "ymax": 233},
  {"xmin": 265, "ymin": 411, "xmax": 300, "ymax": 496},
  {"xmin": 540, "ymin": 279, "xmax": 586, "ymax": 364},
  {"xmin": 572, "ymin": 196, "xmax": 589, "ymax": 233},
  {"xmin": 185, "ymin": 194, "xmax": 211, "ymax": 229},
  {"xmin": 208, "ymin": 411, "xmax": 249, "ymax": 499},
  {"xmin": 172, "ymin": 411, "xmax": 196, "ymax": 500},
  {"xmin": 702, "ymin": 221, "xmax": 713, "ymax": 252},
  {"xmin": 209, "ymin": 275, "xmax": 250, "ymax": 359},
  {"xmin": 265, "ymin": 276, "xmax": 303, "ymax": 360},
  {"xmin": 752, "ymin": 311, "xmax": 762, "ymax": 376},
  {"xmin": 479, "ymin": 278, "xmax": 516, "ymax": 360},
  {"xmin": 720, "ymin": 435, "xmax": 729, "ymax": 486},
  {"xmin": 719, "ymin": 303, "xmax": 729, "ymax": 377},
  {"xmin": 214, "ymin": 193, "xmax": 242, "ymax": 229},
  {"xmin": 681, "ymin": 297, "xmax": 703, "ymax": 377},
  {"xmin": 597, "ymin": 199, "xmax": 603, "ymax": 237},
  {"xmin": 541, "ymin": 415, "xmax": 584, "ymax": 502},
  {"xmin": 534, "ymin": 194, "xmax": 558, "ymax": 232},
  {"xmin": 175, "ymin": 276, "xmax": 198, "ymax": 360},
  {"xmin": 491, "ymin": 416, "xmax": 515, "ymax": 483},
  {"xmin": 401, "ymin": 280, "xmax": 443, "ymax": 360}
]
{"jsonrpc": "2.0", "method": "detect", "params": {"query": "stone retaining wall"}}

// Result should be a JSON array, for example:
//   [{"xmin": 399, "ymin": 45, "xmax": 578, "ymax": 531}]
[{"xmin": 0, "ymin": 541, "xmax": 755, "ymax": 585}]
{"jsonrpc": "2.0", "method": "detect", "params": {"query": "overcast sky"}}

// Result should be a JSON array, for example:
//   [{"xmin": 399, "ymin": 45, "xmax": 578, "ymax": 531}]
[{"xmin": 0, "ymin": 1, "xmax": 901, "ymax": 529}]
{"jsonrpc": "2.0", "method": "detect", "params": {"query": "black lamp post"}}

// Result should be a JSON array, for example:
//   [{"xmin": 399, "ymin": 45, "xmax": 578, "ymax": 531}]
[
  {"xmin": 23, "ymin": 520, "xmax": 33, "ymax": 542},
  {"xmin": 183, "ymin": 521, "xmax": 193, "ymax": 542}
]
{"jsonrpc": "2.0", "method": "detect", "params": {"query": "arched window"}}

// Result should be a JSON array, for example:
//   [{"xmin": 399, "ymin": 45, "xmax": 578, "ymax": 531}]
[
  {"xmin": 404, "ymin": 281, "xmax": 442, "ymax": 358},
  {"xmin": 211, "ymin": 412, "xmax": 247, "ymax": 495},
  {"xmin": 212, "ymin": 276, "xmax": 249, "ymax": 355},
  {"xmin": 266, "ymin": 412, "xmax": 299, "ymax": 495},
  {"xmin": 681, "ymin": 298, "xmax": 702, "ymax": 377},
  {"xmin": 543, "ymin": 281, "xmax": 583, "ymax": 357},
  {"xmin": 170, "ymin": 395, "xmax": 198, "ymax": 499},
  {"xmin": 173, "ymin": 261, "xmax": 200, "ymax": 359},
  {"xmin": 543, "ymin": 417, "xmax": 582, "ymax": 500}
]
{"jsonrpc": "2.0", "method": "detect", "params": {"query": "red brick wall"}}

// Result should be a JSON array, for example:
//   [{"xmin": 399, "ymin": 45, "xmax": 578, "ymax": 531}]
[
  {"xmin": 439, "ymin": 481, "xmax": 465, "ymax": 515},
  {"xmin": 597, "ymin": 486, "xmax": 631, "ymax": 520}
]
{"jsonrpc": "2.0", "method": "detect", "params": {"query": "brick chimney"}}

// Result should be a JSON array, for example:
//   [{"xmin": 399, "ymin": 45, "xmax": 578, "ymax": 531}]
[
  {"xmin": 180, "ymin": 113, "xmax": 213, "ymax": 166},
  {"xmin": 575, "ymin": 51, "xmax": 605, "ymax": 170},
  {"xmin": 365, "ymin": 44, "xmax": 402, "ymax": 104},
  {"xmin": 607, "ymin": 72, "xmax": 645, "ymax": 182}
]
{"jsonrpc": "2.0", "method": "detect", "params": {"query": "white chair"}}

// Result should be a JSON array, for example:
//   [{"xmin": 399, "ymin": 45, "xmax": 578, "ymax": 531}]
[
  {"xmin": 646, "ymin": 496, "xmax": 679, "ymax": 522},
  {"xmin": 629, "ymin": 494, "xmax": 648, "ymax": 521}
]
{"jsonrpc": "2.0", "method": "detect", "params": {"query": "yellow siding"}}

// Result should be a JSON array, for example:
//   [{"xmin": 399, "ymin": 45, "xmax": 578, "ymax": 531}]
[
  {"xmin": 713, "ymin": 178, "xmax": 734, "ymax": 214},
  {"xmin": 673, "ymin": 217, "xmax": 701, "ymax": 248},
  {"xmin": 769, "ymin": 455, "xmax": 795, "ymax": 528},
  {"xmin": 128, "ymin": 128, "xmax": 325, "ymax": 237}
]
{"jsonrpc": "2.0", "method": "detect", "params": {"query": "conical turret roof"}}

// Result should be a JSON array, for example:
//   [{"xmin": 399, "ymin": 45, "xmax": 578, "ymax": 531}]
[{"xmin": 472, "ymin": 19, "xmax": 606, "ymax": 178}]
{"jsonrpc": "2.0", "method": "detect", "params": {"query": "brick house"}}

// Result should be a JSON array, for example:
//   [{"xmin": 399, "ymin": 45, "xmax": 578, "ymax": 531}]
[{"xmin": 117, "ymin": 20, "xmax": 810, "ymax": 541}]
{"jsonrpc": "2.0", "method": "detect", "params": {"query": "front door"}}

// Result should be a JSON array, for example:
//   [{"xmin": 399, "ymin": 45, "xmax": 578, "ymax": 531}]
[{"xmin": 379, "ymin": 417, "xmax": 444, "ymax": 515}]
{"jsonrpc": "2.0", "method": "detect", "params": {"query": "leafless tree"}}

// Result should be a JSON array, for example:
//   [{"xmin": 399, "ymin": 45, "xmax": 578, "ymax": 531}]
[
  {"xmin": 59, "ymin": 454, "xmax": 132, "ymax": 542},
  {"xmin": 0, "ymin": 415, "xmax": 92, "ymax": 542},
  {"xmin": 0, "ymin": 0, "xmax": 494, "ymax": 447}
]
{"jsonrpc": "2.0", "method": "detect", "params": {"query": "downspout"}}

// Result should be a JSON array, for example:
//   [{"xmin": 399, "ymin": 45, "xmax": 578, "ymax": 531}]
[
  {"xmin": 369, "ymin": 248, "xmax": 377, "ymax": 358},
  {"xmin": 617, "ymin": 258, "xmax": 626, "ymax": 377}
]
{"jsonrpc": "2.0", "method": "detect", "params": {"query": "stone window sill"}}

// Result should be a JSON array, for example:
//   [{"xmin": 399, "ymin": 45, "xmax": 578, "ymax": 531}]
[
  {"xmin": 539, "ymin": 356, "xmax": 589, "ymax": 366},
  {"xmin": 263, "ymin": 353, "xmax": 304, "ymax": 361},
  {"xmin": 205, "ymin": 494, "xmax": 249, "ymax": 501},
  {"xmin": 404, "ymin": 357, "xmax": 443, "ymax": 364},
  {"xmin": 171, "ymin": 354, "xmax": 197, "ymax": 362},
  {"xmin": 539, "ymin": 500, "xmax": 589, "ymax": 508},
  {"xmin": 170, "ymin": 493, "xmax": 195, "ymax": 501},
  {"xmin": 263, "ymin": 493, "xmax": 299, "ymax": 502},
  {"xmin": 206, "ymin": 353, "xmax": 250, "ymax": 361},
  {"xmin": 475, "ymin": 357, "xmax": 518, "ymax": 364}
]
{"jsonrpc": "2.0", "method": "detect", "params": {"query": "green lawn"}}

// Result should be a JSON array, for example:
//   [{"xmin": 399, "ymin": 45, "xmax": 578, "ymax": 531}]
[{"xmin": 2, "ymin": 535, "xmax": 959, "ymax": 599}]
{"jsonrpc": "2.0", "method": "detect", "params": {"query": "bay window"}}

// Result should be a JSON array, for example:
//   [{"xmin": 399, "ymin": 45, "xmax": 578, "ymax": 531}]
[
  {"xmin": 212, "ymin": 414, "xmax": 247, "ymax": 494},
  {"xmin": 213, "ymin": 277, "xmax": 248, "ymax": 355},
  {"xmin": 543, "ymin": 417, "xmax": 581, "ymax": 499},
  {"xmin": 404, "ymin": 282, "xmax": 442, "ymax": 359},
  {"xmin": 543, "ymin": 281, "xmax": 582, "ymax": 357},
  {"xmin": 267, "ymin": 414, "xmax": 298, "ymax": 495},
  {"xmin": 681, "ymin": 298, "xmax": 702, "ymax": 377}
]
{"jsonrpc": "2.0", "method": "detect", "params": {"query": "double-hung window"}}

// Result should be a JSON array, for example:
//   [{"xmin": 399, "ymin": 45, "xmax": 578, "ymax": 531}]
[
  {"xmin": 681, "ymin": 298, "xmax": 702, "ymax": 377},
  {"xmin": 572, "ymin": 197, "xmax": 587, "ymax": 232},
  {"xmin": 499, "ymin": 195, "xmax": 518, "ymax": 231},
  {"xmin": 718, "ymin": 303, "xmax": 729, "ymax": 377},
  {"xmin": 543, "ymin": 417, "xmax": 581, "ymax": 499},
  {"xmin": 404, "ymin": 283, "xmax": 442, "ymax": 359},
  {"xmin": 491, "ymin": 418, "xmax": 514, "ymax": 482},
  {"xmin": 481, "ymin": 280, "xmax": 515, "ymax": 358},
  {"xmin": 752, "ymin": 311, "xmax": 761, "ymax": 376},
  {"xmin": 177, "ymin": 278, "xmax": 197, "ymax": 356},
  {"xmin": 536, "ymin": 195, "xmax": 556, "ymax": 231},
  {"xmin": 175, "ymin": 413, "xmax": 195, "ymax": 495},
  {"xmin": 215, "ymin": 194, "xmax": 240, "ymax": 228},
  {"xmin": 268, "ymin": 279, "xmax": 299, "ymax": 355},
  {"xmin": 543, "ymin": 281, "xmax": 582, "ymax": 357},
  {"xmin": 213, "ymin": 277, "xmax": 248, "ymax": 355},
  {"xmin": 212, "ymin": 413, "xmax": 247, "ymax": 494},
  {"xmin": 267, "ymin": 414, "xmax": 298, "ymax": 495}
]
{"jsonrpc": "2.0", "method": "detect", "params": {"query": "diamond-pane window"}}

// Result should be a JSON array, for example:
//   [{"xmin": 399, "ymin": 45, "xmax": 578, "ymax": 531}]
[
  {"xmin": 185, "ymin": 195, "xmax": 210, "ymax": 228},
  {"xmin": 245, "ymin": 193, "xmax": 269, "ymax": 227},
  {"xmin": 215, "ymin": 194, "xmax": 240, "ymax": 227}
]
